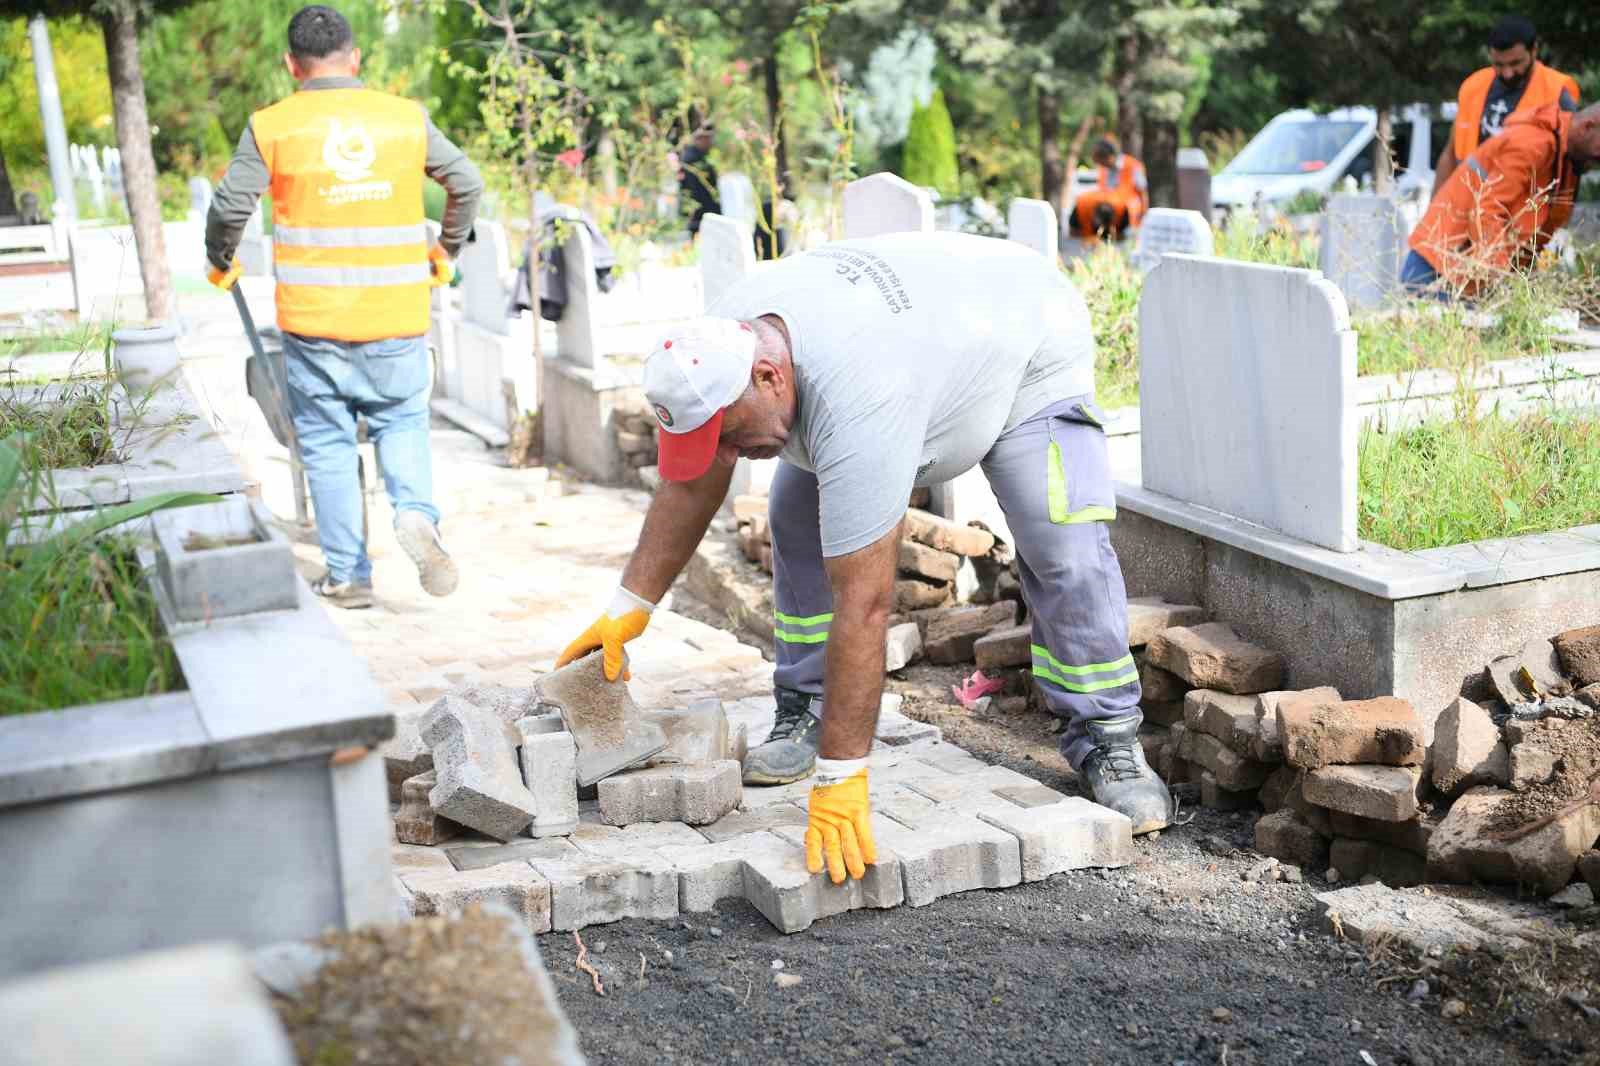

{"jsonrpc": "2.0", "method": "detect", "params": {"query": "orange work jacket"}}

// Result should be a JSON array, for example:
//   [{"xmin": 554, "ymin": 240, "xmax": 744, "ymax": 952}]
[
  {"xmin": 1453, "ymin": 61, "xmax": 1581, "ymax": 161},
  {"xmin": 1411, "ymin": 104, "xmax": 1578, "ymax": 288},
  {"xmin": 252, "ymin": 86, "xmax": 431, "ymax": 342},
  {"xmin": 1073, "ymin": 154, "xmax": 1149, "ymax": 238}
]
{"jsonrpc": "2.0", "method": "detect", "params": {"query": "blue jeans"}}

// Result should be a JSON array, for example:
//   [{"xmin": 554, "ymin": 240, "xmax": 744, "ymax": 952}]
[
  {"xmin": 282, "ymin": 332, "xmax": 439, "ymax": 583},
  {"xmin": 1400, "ymin": 250, "xmax": 1446, "ymax": 299}
]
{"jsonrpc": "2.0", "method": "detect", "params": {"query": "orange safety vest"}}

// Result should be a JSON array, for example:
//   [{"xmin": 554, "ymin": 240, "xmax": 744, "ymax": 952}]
[
  {"xmin": 1073, "ymin": 154, "xmax": 1148, "ymax": 240},
  {"xmin": 1453, "ymin": 61, "xmax": 1581, "ymax": 161},
  {"xmin": 251, "ymin": 87, "xmax": 430, "ymax": 342}
]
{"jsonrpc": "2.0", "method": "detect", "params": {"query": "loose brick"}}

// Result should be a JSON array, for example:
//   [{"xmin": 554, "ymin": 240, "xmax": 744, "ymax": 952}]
[
  {"xmin": 1201, "ymin": 771, "xmax": 1257, "ymax": 811},
  {"xmin": 1178, "ymin": 729, "xmax": 1271, "ymax": 791},
  {"xmin": 534, "ymin": 650, "xmax": 668, "ymax": 786},
  {"xmin": 1185, "ymin": 690, "xmax": 1260, "ymax": 755},
  {"xmin": 1302, "ymin": 765, "xmax": 1423, "ymax": 822},
  {"xmin": 391, "ymin": 842, "xmax": 454, "ymax": 871},
  {"xmin": 1252, "ymin": 687, "xmax": 1340, "ymax": 763},
  {"xmin": 442, "ymin": 680, "xmax": 542, "ymax": 725},
  {"xmin": 875, "ymin": 699, "xmax": 942, "ymax": 746},
  {"xmin": 885, "ymin": 622, "xmax": 924, "ymax": 672},
  {"xmin": 379, "ymin": 707, "xmax": 432, "ymax": 802},
  {"xmin": 869, "ymin": 810, "xmax": 1022, "ymax": 906},
  {"xmin": 1144, "ymin": 623, "xmax": 1285, "ymax": 695},
  {"xmin": 1125, "ymin": 597, "xmax": 1207, "ymax": 648},
  {"xmin": 1329, "ymin": 837, "xmax": 1426, "ymax": 887},
  {"xmin": 976, "ymin": 797, "xmax": 1133, "ymax": 880},
  {"xmin": 1486, "ymin": 638, "xmax": 1571, "ymax": 704},
  {"xmin": 1138, "ymin": 660, "xmax": 1190, "ymax": 704},
  {"xmin": 904, "ymin": 508, "xmax": 996, "ymax": 557},
  {"xmin": 1278, "ymin": 697, "xmax": 1423, "ymax": 770},
  {"xmin": 1253, "ymin": 809, "xmax": 1329, "ymax": 869},
  {"xmin": 517, "ymin": 729, "xmax": 579, "ymax": 839},
  {"xmin": 1430, "ymin": 697, "xmax": 1509, "ymax": 796},
  {"xmin": 643, "ymin": 699, "xmax": 732, "ymax": 766},
  {"xmin": 597, "ymin": 760, "xmax": 742, "ymax": 826},
  {"xmin": 895, "ymin": 578, "xmax": 953, "ymax": 612},
  {"xmin": 1427, "ymin": 786, "xmax": 1600, "ymax": 896},
  {"xmin": 924, "ymin": 602, "xmax": 1020, "ymax": 665},
  {"xmin": 974, "ymin": 625, "xmax": 1032, "ymax": 671},
  {"xmin": 399, "ymin": 861, "xmax": 553, "ymax": 933},
  {"xmin": 746, "ymin": 822, "xmax": 905, "ymax": 932},
  {"xmin": 445, "ymin": 837, "xmax": 583, "ymax": 872},
  {"xmin": 1257, "ymin": 766, "xmax": 1300, "ymax": 814},
  {"xmin": 422, "ymin": 696, "xmax": 538, "ymax": 841},
  {"xmin": 396, "ymin": 770, "xmax": 462, "ymax": 846},
  {"xmin": 1326, "ymin": 810, "xmax": 1437, "ymax": 856},
  {"xmin": 899, "ymin": 539, "xmax": 961, "ymax": 584},
  {"xmin": 1578, "ymin": 683, "xmax": 1600, "ymax": 713}
]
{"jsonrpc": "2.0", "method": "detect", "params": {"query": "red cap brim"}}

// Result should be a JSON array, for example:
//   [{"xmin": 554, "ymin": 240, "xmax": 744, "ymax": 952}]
[{"xmin": 657, "ymin": 407, "xmax": 725, "ymax": 482}]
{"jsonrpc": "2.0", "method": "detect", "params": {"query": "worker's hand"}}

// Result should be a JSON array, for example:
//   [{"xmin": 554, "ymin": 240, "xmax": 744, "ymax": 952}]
[
  {"xmin": 804, "ymin": 763, "xmax": 877, "ymax": 884},
  {"xmin": 555, "ymin": 586, "xmax": 653, "ymax": 681},
  {"xmin": 427, "ymin": 243, "xmax": 455, "ymax": 287},
  {"xmin": 207, "ymin": 258, "xmax": 243, "ymax": 291}
]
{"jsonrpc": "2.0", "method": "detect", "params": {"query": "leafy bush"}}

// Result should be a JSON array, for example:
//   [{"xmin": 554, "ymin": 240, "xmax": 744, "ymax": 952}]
[
  {"xmin": 1066, "ymin": 245, "xmax": 1142, "ymax": 409},
  {"xmin": 901, "ymin": 88, "xmax": 959, "ymax": 197},
  {"xmin": 1213, "ymin": 211, "xmax": 1319, "ymax": 269}
]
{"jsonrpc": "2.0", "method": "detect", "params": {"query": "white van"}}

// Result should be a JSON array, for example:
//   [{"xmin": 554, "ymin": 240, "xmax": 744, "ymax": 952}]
[{"xmin": 1210, "ymin": 104, "xmax": 1454, "ymax": 214}]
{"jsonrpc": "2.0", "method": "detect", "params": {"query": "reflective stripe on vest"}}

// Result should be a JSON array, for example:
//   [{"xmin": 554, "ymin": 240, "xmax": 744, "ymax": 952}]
[
  {"xmin": 1454, "ymin": 62, "xmax": 1580, "ymax": 161},
  {"xmin": 250, "ymin": 87, "xmax": 430, "ymax": 343}
]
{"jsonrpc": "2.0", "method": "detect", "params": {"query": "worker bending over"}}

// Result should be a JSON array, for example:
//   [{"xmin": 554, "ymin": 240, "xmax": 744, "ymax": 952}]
[{"xmin": 1071, "ymin": 138, "xmax": 1148, "ymax": 244}]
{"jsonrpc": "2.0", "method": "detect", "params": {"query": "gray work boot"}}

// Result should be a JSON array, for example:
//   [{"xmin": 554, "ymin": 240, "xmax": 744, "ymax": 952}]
[
  {"xmin": 310, "ymin": 572, "xmax": 374, "ymax": 610},
  {"xmin": 1079, "ymin": 713, "xmax": 1171, "ymax": 835},
  {"xmin": 395, "ymin": 510, "xmax": 459, "ymax": 597},
  {"xmin": 742, "ymin": 687, "xmax": 821, "ymax": 786}
]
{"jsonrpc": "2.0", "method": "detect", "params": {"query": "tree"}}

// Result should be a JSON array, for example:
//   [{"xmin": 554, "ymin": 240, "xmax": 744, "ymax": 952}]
[{"xmin": 900, "ymin": 86, "xmax": 957, "ymax": 195}]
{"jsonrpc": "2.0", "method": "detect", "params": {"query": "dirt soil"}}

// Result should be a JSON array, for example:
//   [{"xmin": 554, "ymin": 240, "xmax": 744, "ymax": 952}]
[{"xmin": 1489, "ymin": 718, "xmax": 1600, "ymax": 833}]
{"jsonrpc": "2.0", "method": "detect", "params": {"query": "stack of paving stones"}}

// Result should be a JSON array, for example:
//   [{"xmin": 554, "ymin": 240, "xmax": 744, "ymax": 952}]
[
  {"xmin": 386, "ymin": 667, "xmax": 1137, "ymax": 935},
  {"xmin": 612, "ymin": 407, "xmax": 659, "ymax": 489}
]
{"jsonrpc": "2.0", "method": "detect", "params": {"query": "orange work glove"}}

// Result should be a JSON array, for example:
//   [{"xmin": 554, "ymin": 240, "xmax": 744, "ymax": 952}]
[
  {"xmin": 804, "ymin": 763, "xmax": 877, "ymax": 884},
  {"xmin": 555, "ymin": 586, "xmax": 653, "ymax": 682},
  {"xmin": 207, "ymin": 258, "xmax": 244, "ymax": 291},
  {"xmin": 427, "ymin": 243, "xmax": 455, "ymax": 287}
]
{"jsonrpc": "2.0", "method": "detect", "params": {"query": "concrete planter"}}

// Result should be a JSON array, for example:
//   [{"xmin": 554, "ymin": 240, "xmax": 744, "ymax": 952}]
[
  {"xmin": 111, "ymin": 320, "xmax": 181, "ymax": 395},
  {"xmin": 153, "ymin": 497, "xmax": 296, "ymax": 622}
]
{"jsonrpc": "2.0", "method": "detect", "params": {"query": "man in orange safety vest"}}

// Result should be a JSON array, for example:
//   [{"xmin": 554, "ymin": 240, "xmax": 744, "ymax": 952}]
[
  {"xmin": 205, "ymin": 5, "xmax": 484, "ymax": 609},
  {"xmin": 1070, "ymin": 137, "xmax": 1149, "ymax": 245}
]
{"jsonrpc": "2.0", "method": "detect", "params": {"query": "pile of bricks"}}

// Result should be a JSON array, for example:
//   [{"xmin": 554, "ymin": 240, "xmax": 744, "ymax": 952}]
[{"xmin": 612, "ymin": 408, "xmax": 659, "ymax": 489}]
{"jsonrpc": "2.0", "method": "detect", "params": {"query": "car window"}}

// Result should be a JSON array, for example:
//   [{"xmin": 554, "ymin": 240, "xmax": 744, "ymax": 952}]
[{"xmin": 1224, "ymin": 120, "xmax": 1367, "ymax": 176}]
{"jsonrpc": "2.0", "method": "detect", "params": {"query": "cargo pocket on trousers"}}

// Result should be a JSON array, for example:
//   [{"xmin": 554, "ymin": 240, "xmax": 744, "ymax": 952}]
[{"xmin": 1046, "ymin": 402, "xmax": 1117, "ymax": 525}]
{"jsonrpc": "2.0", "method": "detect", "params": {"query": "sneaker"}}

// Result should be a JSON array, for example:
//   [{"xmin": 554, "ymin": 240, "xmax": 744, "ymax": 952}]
[
  {"xmin": 1079, "ymin": 713, "xmax": 1172, "ymax": 835},
  {"xmin": 742, "ymin": 686, "xmax": 822, "ymax": 786},
  {"xmin": 310, "ymin": 573, "xmax": 374, "ymax": 610},
  {"xmin": 395, "ymin": 510, "xmax": 459, "ymax": 597}
]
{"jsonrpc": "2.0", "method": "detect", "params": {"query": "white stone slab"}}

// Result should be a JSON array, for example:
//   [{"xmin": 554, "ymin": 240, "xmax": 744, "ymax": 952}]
[
  {"xmin": 458, "ymin": 219, "xmax": 515, "ymax": 333},
  {"xmin": 1132, "ymin": 209, "xmax": 1213, "ymax": 272},
  {"xmin": 555, "ymin": 218, "xmax": 600, "ymax": 370},
  {"xmin": 1007, "ymin": 198, "xmax": 1058, "ymax": 261},
  {"xmin": 843, "ymin": 173, "xmax": 934, "ymax": 239},
  {"xmin": 1320, "ymin": 195, "xmax": 1402, "ymax": 311},
  {"xmin": 717, "ymin": 172, "xmax": 757, "ymax": 228},
  {"xmin": 698, "ymin": 213, "xmax": 756, "ymax": 311},
  {"xmin": 1139, "ymin": 255, "xmax": 1358, "ymax": 552}
]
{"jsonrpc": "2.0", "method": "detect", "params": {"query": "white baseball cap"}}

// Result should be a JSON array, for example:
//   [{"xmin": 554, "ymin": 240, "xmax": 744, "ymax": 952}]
[{"xmin": 643, "ymin": 317, "xmax": 758, "ymax": 481}]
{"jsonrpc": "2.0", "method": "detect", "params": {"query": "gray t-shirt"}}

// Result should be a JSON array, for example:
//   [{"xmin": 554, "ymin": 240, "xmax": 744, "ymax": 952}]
[{"xmin": 713, "ymin": 231, "xmax": 1095, "ymax": 557}]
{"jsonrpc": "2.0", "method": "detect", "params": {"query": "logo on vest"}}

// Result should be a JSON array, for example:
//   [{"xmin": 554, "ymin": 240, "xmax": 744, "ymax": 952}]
[{"xmin": 324, "ymin": 119, "xmax": 376, "ymax": 181}]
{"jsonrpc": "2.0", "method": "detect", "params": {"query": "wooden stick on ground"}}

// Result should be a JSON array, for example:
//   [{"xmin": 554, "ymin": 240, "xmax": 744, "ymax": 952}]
[
  {"xmin": 573, "ymin": 930, "xmax": 606, "ymax": 996},
  {"xmin": 1489, "ymin": 776, "xmax": 1600, "ymax": 844}
]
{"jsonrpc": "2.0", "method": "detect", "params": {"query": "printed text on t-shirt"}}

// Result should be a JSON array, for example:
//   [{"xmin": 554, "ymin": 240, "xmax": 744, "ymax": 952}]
[{"xmin": 815, "ymin": 249, "xmax": 913, "ymax": 313}]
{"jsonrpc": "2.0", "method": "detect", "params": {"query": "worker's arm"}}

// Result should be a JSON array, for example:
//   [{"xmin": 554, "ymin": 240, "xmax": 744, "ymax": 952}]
[
  {"xmin": 1431, "ymin": 141, "xmax": 1458, "ymax": 199},
  {"xmin": 1467, "ymin": 142, "xmax": 1544, "ymax": 276},
  {"xmin": 816, "ymin": 521, "xmax": 901, "ymax": 759},
  {"xmin": 423, "ymin": 114, "xmax": 485, "ymax": 257},
  {"xmin": 205, "ymin": 122, "xmax": 270, "ymax": 273}
]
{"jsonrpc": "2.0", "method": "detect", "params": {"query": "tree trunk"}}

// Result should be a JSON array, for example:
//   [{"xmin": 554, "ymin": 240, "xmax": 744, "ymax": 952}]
[
  {"xmin": 1038, "ymin": 90, "xmax": 1065, "ymax": 217},
  {"xmin": 525, "ymin": 124, "xmax": 544, "ymax": 462},
  {"xmin": 1373, "ymin": 108, "xmax": 1394, "ymax": 196},
  {"xmin": 763, "ymin": 42, "xmax": 790, "ymax": 197},
  {"xmin": 1143, "ymin": 119, "xmax": 1177, "ymax": 207},
  {"xmin": 597, "ymin": 131, "xmax": 618, "ymax": 200},
  {"xmin": 1113, "ymin": 32, "xmax": 1143, "ymax": 160},
  {"xmin": 101, "ymin": 7, "xmax": 172, "ymax": 323},
  {"xmin": 0, "ymin": 140, "xmax": 17, "ymax": 219}
]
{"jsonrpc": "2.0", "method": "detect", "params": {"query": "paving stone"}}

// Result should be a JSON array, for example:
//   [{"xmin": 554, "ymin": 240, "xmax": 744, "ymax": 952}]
[
  {"xmin": 656, "ymin": 831, "xmax": 796, "ymax": 912},
  {"xmin": 976, "ymin": 797, "xmax": 1133, "ymax": 880},
  {"xmin": 531, "ymin": 842, "xmax": 680, "ymax": 931},
  {"xmin": 885, "ymin": 622, "xmax": 923, "ymax": 672},
  {"xmin": 445, "ymin": 836, "xmax": 583, "ymax": 872},
  {"xmin": 1279, "ymin": 696, "xmax": 1424, "ymax": 770},
  {"xmin": 924, "ymin": 602, "xmax": 1020, "ymax": 665},
  {"xmin": 518, "ymin": 729, "xmax": 579, "ymax": 839},
  {"xmin": 1253, "ymin": 809, "xmax": 1330, "ymax": 869},
  {"xmin": 1329, "ymin": 837, "xmax": 1426, "ymax": 887},
  {"xmin": 870, "ymin": 810, "xmax": 1022, "ymax": 906},
  {"xmin": 1326, "ymin": 810, "xmax": 1437, "ymax": 857},
  {"xmin": 443, "ymin": 680, "xmax": 542, "ymax": 725},
  {"xmin": 736, "ymin": 776, "xmax": 820, "ymax": 808},
  {"xmin": 903, "ymin": 763, "xmax": 1039, "ymax": 804},
  {"xmin": 1303, "ymin": 764, "xmax": 1422, "ymax": 822},
  {"xmin": 598, "ymin": 760, "xmax": 742, "ymax": 826},
  {"xmin": 1315, "ymin": 883, "xmax": 1556, "ymax": 955},
  {"xmin": 874, "ymin": 709, "xmax": 942, "ymax": 748},
  {"xmin": 422, "ymin": 696, "xmax": 539, "ymax": 841},
  {"xmin": 1257, "ymin": 765, "xmax": 1301, "ymax": 814},
  {"xmin": 1431, "ymin": 697, "xmax": 1510, "ymax": 796},
  {"xmin": 873, "ymin": 782, "xmax": 945, "ymax": 825},
  {"xmin": 748, "ymin": 822, "xmax": 906, "ymax": 932},
  {"xmin": 1144, "ymin": 622, "xmax": 1285, "ymax": 695},
  {"xmin": 904, "ymin": 508, "xmax": 996, "ymax": 557},
  {"xmin": 1487, "ymin": 638, "xmax": 1571, "ymax": 704},
  {"xmin": 396, "ymin": 770, "xmax": 463, "ymax": 846},
  {"xmin": 968, "ymin": 627, "xmax": 1027, "ymax": 673},
  {"xmin": 642, "ymin": 698, "xmax": 732, "ymax": 766},
  {"xmin": 1252, "ymin": 687, "xmax": 1340, "ymax": 762},
  {"xmin": 391, "ymin": 842, "xmax": 455, "ymax": 871},
  {"xmin": 399, "ymin": 861, "xmax": 553, "ymax": 933},
  {"xmin": 1177, "ymin": 729, "xmax": 1271, "ymax": 791},
  {"xmin": 1427, "ymin": 785, "xmax": 1600, "ymax": 896},
  {"xmin": 911, "ymin": 742, "xmax": 990, "ymax": 774},
  {"xmin": 1201, "ymin": 771, "xmax": 1257, "ymax": 811},
  {"xmin": 899, "ymin": 539, "xmax": 961, "ymax": 583},
  {"xmin": 1138, "ymin": 659, "xmax": 1190, "ymax": 703},
  {"xmin": 1185, "ymin": 690, "xmax": 1260, "ymax": 756},
  {"xmin": 698, "ymin": 802, "xmax": 810, "ymax": 843},
  {"xmin": 993, "ymin": 783, "xmax": 1071, "ymax": 808},
  {"xmin": 895, "ymin": 578, "xmax": 953, "ymax": 612},
  {"xmin": 615, "ymin": 821, "xmax": 709, "ymax": 848},
  {"xmin": 1125, "ymin": 597, "xmax": 1208, "ymax": 648},
  {"xmin": 514, "ymin": 712, "xmax": 564, "ymax": 736},
  {"xmin": 534, "ymin": 649, "xmax": 668, "ymax": 786},
  {"xmin": 379, "ymin": 708, "xmax": 431, "ymax": 803}
]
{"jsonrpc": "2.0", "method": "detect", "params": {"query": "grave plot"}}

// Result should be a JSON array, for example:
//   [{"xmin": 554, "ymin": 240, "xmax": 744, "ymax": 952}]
[{"xmin": 384, "ymin": 649, "xmax": 1136, "ymax": 936}]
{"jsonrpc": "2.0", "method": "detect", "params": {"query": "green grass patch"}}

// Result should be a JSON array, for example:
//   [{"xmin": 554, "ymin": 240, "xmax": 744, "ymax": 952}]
[
  {"xmin": 1068, "ymin": 244, "xmax": 1142, "ymax": 409},
  {"xmin": 0, "ymin": 382, "xmax": 117, "ymax": 469},
  {"xmin": 0, "ymin": 321, "xmax": 110, "ymax": 360},
  {"xmin": 1358, "ymin": 409, "xmax": 1600, "ymax": 551}
]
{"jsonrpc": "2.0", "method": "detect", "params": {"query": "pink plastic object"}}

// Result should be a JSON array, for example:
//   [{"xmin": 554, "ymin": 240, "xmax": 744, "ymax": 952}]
[{"xmin": 951, "ymin": 670, "xmax": 1006, "ymax": 708}]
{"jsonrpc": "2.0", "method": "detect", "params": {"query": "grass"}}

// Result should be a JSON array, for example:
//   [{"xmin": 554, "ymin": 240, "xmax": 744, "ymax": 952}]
[
  {"xmin": 0, "ymin": 384, "xmax": 117, "ymax": 469},
  {"xmin": 0, "ymin": 321, "xmax": 110, "ymax": 360},
  {"xmin": 1357, "ymin": 407, "xmax": 1600, "ymax": 551},
  {"xmin": 1067, "ymin": 244, "xmax": 1142, "ymax": 408}
]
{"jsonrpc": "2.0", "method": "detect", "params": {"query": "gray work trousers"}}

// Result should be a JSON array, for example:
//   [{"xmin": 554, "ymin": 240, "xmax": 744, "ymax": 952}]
[{"xmin": 769, "ymin": 395, "xmax": 1142, "ymax": 770}]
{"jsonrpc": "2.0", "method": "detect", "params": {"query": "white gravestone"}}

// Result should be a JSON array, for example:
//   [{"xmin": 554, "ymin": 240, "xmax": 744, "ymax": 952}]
[
  {"xmin": 1132, "ymin": 208, "xmax": 1213, "ymax": 272},
  {"xmin": 102, "ymin": 147, "xmax": 123, "ymax": 200},
  {"xmin": 1139, "ymin": 255, "xmax": 1358, "ymax": 553},
  {"xmin": 237, "ymin": 202, "xmax": 272, "ymax": 276},
  {"xmin": 843, "ymin": 173, "xmax": 934, "ymax": 239},
  {"xmin": 717, "ymin": 173, "xmax": 757, "ymax": 228},
  {"xmin": 187, "ymin": 177, "xmax": 213, "ymax": 225},
  {"xmin": 1319, "ymin": 194, "xmax": 1402, "ymax": 311},
  {"xmin": 698, "ymin": 213, "xmax": 756, "ymax": 311},
  {"xmin": 458, "ymin": 219, "xmax": 514, "ymax": 334},
  {"xmin": 555, "ymin": 217, "xmax": 600, "ymax": 370},
  {"xmin": 1007, "ymin": 198, "xmax": 1058, "ymax": 261}
]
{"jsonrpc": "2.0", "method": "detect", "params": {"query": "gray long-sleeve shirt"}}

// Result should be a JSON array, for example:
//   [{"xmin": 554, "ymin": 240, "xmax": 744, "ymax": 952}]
[{"xmin": 205, "ymin": 76, "xmax": 484, "ymax": 272}]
